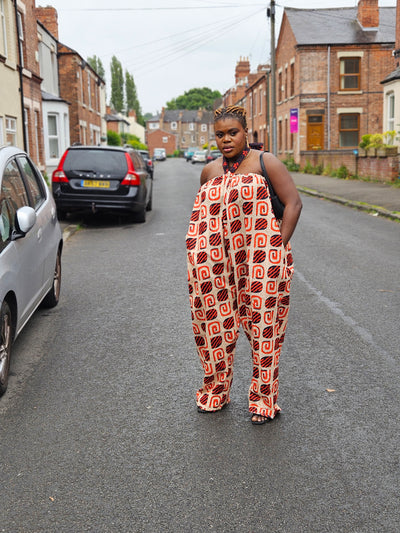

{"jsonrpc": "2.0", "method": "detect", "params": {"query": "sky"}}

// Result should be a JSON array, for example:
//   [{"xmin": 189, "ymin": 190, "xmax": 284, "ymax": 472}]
[{"xmin": 41, "ymin": 0, "xmax": 397, "ymax": 116}]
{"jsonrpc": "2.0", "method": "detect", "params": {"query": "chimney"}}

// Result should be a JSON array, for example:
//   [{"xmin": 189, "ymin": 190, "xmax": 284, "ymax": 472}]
[
  {"xmin": 357, "ymin": 0, "xmax": 379, "ymax": 29},
  {"xmin": 35, "ymin": 6, "xmax": 59, "ymax": 40},
  {"xmin": 235, "ymin": 57, "xmax": 250, "ymax": 85}
]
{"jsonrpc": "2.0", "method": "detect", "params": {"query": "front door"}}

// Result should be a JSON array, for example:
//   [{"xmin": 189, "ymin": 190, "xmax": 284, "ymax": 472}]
[{"xmin": 307, "ymin": 115, "xmax": 324, "ymax": 150}]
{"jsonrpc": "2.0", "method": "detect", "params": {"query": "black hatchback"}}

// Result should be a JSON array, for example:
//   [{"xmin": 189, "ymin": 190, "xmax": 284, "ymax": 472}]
[{"xmin": 52, "ymin": 146, "xmax": 153, "ymax": 222}]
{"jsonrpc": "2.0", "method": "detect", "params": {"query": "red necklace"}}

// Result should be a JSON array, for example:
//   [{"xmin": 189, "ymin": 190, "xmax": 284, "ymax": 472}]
[{"xmin": 222, "ymin": 145, "xmax": 250, "ymax": 173}]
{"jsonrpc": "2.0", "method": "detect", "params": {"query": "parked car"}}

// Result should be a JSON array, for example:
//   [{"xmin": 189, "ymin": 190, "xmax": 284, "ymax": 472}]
[
  {"xmin": 206, "ymin": 150, "xmax": 222, "ymax": 163},
  {"xmin": 137, "ymin": 149, "xmax": 154, "ymax": 178},
  {"xmin": 52, "ymin": 145, "xmax": 153, "ymax": 222},
  {"xmin": 0, "ymin": 145, "xmax": 63, "ymax": 396},
  {"xmin": 191, "ymin": 150, "xmax": 207, "ymax": 164},
  {"xmin": 184, "ymin": 147, "xmax": 197, "ymax": 161},
  {"xmin": 153, "ymin": 148, "xmax": 166, "ymax": 161}
]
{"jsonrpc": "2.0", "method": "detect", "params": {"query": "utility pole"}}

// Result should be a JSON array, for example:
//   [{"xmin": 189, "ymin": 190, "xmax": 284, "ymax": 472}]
[{"xmin": 267, "ymin": 1, "xmax": 277, "ymax": 155}]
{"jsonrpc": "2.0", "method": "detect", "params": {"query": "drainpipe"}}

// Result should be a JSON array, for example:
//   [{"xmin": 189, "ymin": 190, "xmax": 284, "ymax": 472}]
[
  {"xmin": 14, "ymin": 0, "xmax": 27, "ymax": 151},
  {"xmin": 327, "ymin": 45, "xmax": 331, "ymax": 150}
]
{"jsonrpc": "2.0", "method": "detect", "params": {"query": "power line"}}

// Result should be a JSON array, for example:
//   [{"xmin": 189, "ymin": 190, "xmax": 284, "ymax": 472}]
[{"xmin": 60, "ymin": 4, "xmax": 265, "ymax": 11}]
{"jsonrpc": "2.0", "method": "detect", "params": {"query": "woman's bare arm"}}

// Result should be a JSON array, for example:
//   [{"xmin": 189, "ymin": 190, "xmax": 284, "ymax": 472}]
[{"xmin": 262, "ymin": 152, "xmax": 302, "ymax": 246}]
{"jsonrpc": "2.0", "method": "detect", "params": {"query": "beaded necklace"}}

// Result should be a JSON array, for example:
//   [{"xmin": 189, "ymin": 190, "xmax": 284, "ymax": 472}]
[{"xmin": 222, "ymin": 144, "xmax": 250, "ymax": 174}]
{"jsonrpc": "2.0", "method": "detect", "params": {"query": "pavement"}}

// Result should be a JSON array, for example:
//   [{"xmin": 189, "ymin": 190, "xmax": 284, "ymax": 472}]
[{"xmin": 60, "ymin": 172, "xmax": 400, "ymax": 241}]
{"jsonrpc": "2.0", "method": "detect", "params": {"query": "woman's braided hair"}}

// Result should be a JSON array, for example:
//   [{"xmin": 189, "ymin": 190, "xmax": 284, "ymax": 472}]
[{"xmin": 214, "ymin": 105, "xmax": 247, "ymax": 129}]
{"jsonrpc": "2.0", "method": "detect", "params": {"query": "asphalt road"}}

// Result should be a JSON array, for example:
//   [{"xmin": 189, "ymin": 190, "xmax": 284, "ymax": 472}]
[{"xmin": 1, "ymin": 159, "xmax": 399, "ymax": 532}]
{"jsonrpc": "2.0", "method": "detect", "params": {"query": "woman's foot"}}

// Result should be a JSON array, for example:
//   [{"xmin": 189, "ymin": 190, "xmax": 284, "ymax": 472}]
[{"xmin": 251, "ymin": 414, "xmax": 270, "ymax": 425}]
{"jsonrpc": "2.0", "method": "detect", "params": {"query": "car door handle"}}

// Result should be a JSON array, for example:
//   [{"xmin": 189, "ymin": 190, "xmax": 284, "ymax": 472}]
[{"xmin": 37, "ymin": 227, "xmax": 43, "ymax": 241}]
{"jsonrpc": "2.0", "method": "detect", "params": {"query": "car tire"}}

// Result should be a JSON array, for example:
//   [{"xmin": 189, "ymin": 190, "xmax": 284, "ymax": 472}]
[
  {"xmin": 0, "ymin": 300, "xmax": 12, "ymax": 396},
  {"xmin": 42, "ymin": 249, "xmax": 61, "ymax": 308},
  {"xmin": 133, "ymin": 207, "xmax": 146, "ymax": 223},
  {"xmin": 146, "ymin": 188, "xmax": 153, "ymax": 212}
]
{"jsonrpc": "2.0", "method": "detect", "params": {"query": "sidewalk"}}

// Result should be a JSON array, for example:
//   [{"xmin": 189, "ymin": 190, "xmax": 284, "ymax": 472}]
[{"xmin": 291, "ymin": 172, "xmax": 400, "ymax": 221}]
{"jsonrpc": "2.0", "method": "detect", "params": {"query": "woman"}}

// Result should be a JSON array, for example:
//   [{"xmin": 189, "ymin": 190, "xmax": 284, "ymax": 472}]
[{"xmin": 186, "ymin": 105, "xmax": 302, "ymax": 425}]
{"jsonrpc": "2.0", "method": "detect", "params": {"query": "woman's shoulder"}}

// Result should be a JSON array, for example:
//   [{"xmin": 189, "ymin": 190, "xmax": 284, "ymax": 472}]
[{"xmin": 200, "ymin": 159, "xmax": 224, "ymax": 185}]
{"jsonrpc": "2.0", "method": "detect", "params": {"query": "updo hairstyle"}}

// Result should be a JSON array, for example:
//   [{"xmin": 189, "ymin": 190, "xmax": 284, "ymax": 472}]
[{"xmin": 214, "ymin": 105, "xmax": 247, "ymax": 129}]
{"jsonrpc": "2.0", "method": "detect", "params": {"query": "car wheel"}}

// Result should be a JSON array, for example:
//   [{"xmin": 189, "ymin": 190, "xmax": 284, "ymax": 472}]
[
  {"xmin": 0, "ymin": 300, "xmax": 12, "ymax": 396},
  {"xmin": 146, "ymin": 188, "xmax": 153, "ymax": 212},
  {"xmin": 133, "ymin": 207, "xmax": 146, "ymax": 223},
  {"xmin": 42, "ymin": 249, "xmax": 61, "ymax": 308}
]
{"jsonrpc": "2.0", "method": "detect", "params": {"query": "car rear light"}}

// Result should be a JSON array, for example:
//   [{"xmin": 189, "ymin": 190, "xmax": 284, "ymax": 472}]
[
  {"xmin": 148, "ymin": 160, "xmax": 153, "ymax": 167},
  {"xmin": 52, "ymin": 150, "xmax": 69, "ymax": 183},
  {"xmin": 121, "ymin": 153, "xmax": 140, "ymax": 186}
]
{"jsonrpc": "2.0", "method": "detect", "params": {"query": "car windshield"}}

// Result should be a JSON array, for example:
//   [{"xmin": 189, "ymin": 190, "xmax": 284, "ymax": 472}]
[{"xmin": 63, "ymin": 150, "xmax": 127, "ymax": 174}]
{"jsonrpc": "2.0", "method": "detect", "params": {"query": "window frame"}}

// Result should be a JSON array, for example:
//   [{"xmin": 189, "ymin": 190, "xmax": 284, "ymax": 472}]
[
  {"xmin": 0, "ymin": 0, "xmax": 7, "ymax": 58},
  {"xmin": 339, "ymin": 113, "xmax": 360, "ymax": 147},
  {"xmin": 340, "ymin": 57, "xmax": 361, "ymax": 91}
]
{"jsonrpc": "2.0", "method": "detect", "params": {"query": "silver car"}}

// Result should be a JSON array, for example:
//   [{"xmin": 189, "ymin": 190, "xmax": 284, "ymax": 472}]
[
  {"xmin": 0, "ymin": 146, "xmax": 63, "ymax": 396},
  {"xmin": 191, "ymin": 150, "xmax": 207, "ymax": 164}
]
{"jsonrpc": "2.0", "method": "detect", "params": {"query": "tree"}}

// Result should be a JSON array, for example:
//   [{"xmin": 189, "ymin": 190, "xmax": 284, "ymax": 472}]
[
  {"xmin": 166, "ymin": 87, "xmax": 222, "ymax": 111},
  {"xmin": 125, "ymin": 70, "xmax": 143, "ymax": 125},
  {"xmin": 87, "ymin": 55, "xmax": 105, "ymax": 79},
  {"xmin": 110, "ymin": 56, "xmax": 124, "ymax": 113}
]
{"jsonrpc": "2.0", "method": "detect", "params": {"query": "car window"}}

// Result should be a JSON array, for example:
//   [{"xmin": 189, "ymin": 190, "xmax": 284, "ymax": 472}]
[
  {"xmin": 0, "ymin": 159, "xmax": 30, "ymax": 251},
  {"xmin": 130, "ymin": 151, "xmax": 144, "ymax": 171},
  {"xmin": 63, "ymin": 149, "xmax": 128, "ymax": 175},
  {"xmin": 17, "ymin": 156, "xmax": 46, "ymax": 210}
]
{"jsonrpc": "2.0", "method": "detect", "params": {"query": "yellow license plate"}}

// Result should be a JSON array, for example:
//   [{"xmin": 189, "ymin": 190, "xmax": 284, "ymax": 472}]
[{"xmin": 82, "ymin": 180, "xmax": 110, "ymax": 188}]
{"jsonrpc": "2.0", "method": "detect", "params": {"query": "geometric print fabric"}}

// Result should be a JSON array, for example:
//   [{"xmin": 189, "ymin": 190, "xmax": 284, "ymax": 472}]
[{"xmin": 186, "ymin": 172, "xmax": 294, "ymax": 419}]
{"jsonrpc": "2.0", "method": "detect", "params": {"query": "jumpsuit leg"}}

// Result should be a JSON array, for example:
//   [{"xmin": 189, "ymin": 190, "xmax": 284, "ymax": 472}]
[
  {"xmin": 224, "ymin": 175, "xmax": 294, "ymax": 419},
  {"xmin": 186, "ymin": 176, "xmax": 239, "ymax": 411}
]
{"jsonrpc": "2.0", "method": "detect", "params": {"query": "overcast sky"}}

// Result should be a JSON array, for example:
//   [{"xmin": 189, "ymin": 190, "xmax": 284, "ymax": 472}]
[{"xmin": 41, "ymin": 0, "xmax": 396, "ymax": 116}]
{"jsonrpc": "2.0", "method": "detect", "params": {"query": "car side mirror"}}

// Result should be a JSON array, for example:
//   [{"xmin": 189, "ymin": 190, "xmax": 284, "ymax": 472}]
[{"xmin": 12, "ymin": 206, "xmax": 36, "ymax": 240}]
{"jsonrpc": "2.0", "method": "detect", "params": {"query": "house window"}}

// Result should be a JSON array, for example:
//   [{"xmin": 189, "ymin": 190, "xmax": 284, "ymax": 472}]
[
  {"xmin": 149, "ymin": 122, "xmax": 159, "ymax": 130},
  {"xmin": 162, "ymin": 136, "xmax": 168, "ymax": 143},
  {"xmin": 339, "ymin": 114, "xmax": 359, "ymax": 147},
  {"xmin": 17, "ymin": 11, "xmax": 24, "ymax": 67},
  {"xmin": 88, "ymin": 76, "xmax": 91, "ymax": 108},
  {"xmin": 34, "ymin": 111, "xmax": 40, "ymax": 163},
  {"xmin": 387, "ymin": 92, "xmax": 395, "ymax": 132},
  {"xmin": 254, "ymin": 91, "xmax": 257, "ymax": 116},
  {"xmin": 0, "ymin": 0, "xmax": 7, "ymax": 57},
  {"xmin": 290, "ymin": 63, "xmax": 295, "ymax": 96},
  {"xmin": 260, "ymin": 90, "xmax": 263, "ymax": 115},
  {"xmin": 201, "ymin": 124, "xmax": 207, "ymax": 132},
  {"xmin": 340, "ymin": 58, "xmax": 360, "ymax": 90},
  {"xmin": 278, "ymin": 71, "xmax": 282, "ymax": 102},
  {"xmin": 24, "ymin": 108, "xmax": 29, "ymax": 155},
  {"xmin": 200, "ymin": 136, "xmax": 205, "ymax": 144},
  {"xmin": 48, "ymin": 114, "xmax": 59, "ymax": 158},
  {"xmin": 182, "ymin": 136, "xmax": 185, "ymax": 143},
  {"xmin": 171, "ymin": 122, "xmax": 177, "ymax": 130},
  {"xmin": 0, "ymin": 117, "xmax": 3, "ymax": 145},
  {"xmin": 191, "ymin": 135, "xmax": 196, "ymax": 143},
  {"xmin": 5, "ymin": 116, "xmax": 17, "ymax": 145},
  {"xmin": 284, "ymin": 67, "xmax": 288, "ymax": 100},
  {"xmin": 189, "ymin": 123, "xmax": 194, "ymax": 131}
]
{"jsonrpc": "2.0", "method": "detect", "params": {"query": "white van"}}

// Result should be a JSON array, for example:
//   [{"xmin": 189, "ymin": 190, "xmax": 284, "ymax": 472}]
[{"xmin": 153, "ymin": 148, "xmax": 166, "ymax": 161}]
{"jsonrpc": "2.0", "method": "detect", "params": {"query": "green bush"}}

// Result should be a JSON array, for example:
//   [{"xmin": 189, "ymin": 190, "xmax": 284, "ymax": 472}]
[
  {"xmin": 312, "ymin": 163, "xmax": 324, "ymax": 175},
  {"xmin": 302, "ymin": 160, "xmax": 314, "ymax": 174},
  {"xmin": 336, "ymin": 165, "xmax": 349, "ymax": 179},
  {"xmin": 283, "ymin": 156, "xmax": 300, "ymax": 172},
  {"xmin": 107, "ymin": 130, "xmax": 122, "ymax": 146}
]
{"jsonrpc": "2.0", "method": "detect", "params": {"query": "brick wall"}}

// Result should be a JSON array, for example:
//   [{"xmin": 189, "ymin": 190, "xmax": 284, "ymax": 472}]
[
  {"xmin": 300, "ymin": 150, "xmax": 399, "ymax": 182},
  {"xmin": 147, "ymin": 129, "xmax": 176, "ymax": 157}
]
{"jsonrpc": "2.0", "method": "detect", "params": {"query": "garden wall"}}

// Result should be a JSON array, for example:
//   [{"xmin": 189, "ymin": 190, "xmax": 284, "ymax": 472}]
[{"xmin": 299, "ymin": 150, "xmax": 399, "ymax": 182}]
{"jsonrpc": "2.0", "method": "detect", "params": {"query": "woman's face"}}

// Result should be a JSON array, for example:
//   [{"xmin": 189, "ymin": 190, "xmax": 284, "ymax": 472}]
[{"xmin": 214, "ymin": 117, "xmax": 247, "ymax": 159}]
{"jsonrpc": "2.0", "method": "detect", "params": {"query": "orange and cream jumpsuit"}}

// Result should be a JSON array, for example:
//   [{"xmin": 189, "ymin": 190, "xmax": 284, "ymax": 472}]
[{"xmin": 186, "ymin": 172, "xmax": 294, "ymax": 419}]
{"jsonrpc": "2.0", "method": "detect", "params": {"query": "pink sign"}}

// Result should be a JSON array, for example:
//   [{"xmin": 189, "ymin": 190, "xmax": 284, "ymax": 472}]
[{"xmin": 290, "ymin": 108, "xmax": 298, "ymax": 133}]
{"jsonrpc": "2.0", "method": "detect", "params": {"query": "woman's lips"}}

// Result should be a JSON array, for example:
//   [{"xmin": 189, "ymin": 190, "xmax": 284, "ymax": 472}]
[{"xmin": 222, "ymin": 146, "xmax": 233, "ymax": 153}]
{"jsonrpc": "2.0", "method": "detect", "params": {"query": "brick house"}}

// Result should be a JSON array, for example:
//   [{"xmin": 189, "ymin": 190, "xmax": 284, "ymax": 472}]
[
  {"xmin": 146, "ymin": 129, "xmax": 176, "ymax": 158},
  {"xmin": 105, "ymin": 106, "xmax": 130, "ymax": 136},
  {"xmin": 17, "ymin": 0, "xmax": 45, "ymax": 170},
  {"xmin": 36, "ymin": 16, "xmax": 70, "ymax": 175},
  {"xmin": 0, "ymin": 0, "xmax": 24, "ymax": 149},
  {"xmin": 223, "ymin": 59, "xmax": 271, "ymax": 151},
  {"xmin": 145, "ymin": 108, "xmax": 214, "ymax": 154},
  {"xmin": 275, "ymin": 0, "xmax": 395, "ymax": 166}
]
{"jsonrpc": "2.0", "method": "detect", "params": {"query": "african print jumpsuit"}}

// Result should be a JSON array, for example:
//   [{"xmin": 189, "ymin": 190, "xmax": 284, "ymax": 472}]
[{"xmin": 186, "ymin": 171, "xmax": 294, "ymax": 419}]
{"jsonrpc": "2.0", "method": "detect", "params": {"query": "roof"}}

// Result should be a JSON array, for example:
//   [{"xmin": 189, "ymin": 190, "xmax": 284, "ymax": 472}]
[
  {"xmin": 41, "ymin": 90, "xmax": 69, "ymax": 104},
  {"xmin": 105, "ymin": 113, "xmax": 130, "ymax": 125},
  {"xmin": 285, "ymin": 7, "xmax": 395, "ymax": 46},
  {"xmin": 163, "ymin": 109, "xmax": 214, "ymax": 123},
  {"xmin": 381, "ymin": 66, "xmax": 400, "ymax": 84}
]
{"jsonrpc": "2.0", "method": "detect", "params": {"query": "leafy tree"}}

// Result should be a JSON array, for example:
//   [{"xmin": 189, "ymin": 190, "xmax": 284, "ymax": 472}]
[
  {"xmin": 125, "ymin": 70, "xmax": 143, "ymax": 125},
  {"xmin": 87, "ymin": 55, "xmax": 105, "ymax": 79},
  {"xmin": 166, "ymin": 87, "xmax": 222, "ymax": 111},
  {"xmin": 110, "ymin": 56, "xmax": 124, "ymax": 113}
]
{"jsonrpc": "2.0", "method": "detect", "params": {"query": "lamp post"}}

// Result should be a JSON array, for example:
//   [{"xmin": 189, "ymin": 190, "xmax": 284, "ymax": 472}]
[{"xmin": 267, "ymin": 1, "xmax": 277, "ymax": 156}]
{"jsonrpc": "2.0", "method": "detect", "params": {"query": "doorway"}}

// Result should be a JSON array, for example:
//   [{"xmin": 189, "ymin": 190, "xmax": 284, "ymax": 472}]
[{"xmin": 307, "ymin": 115, "xmax": 324, "ymax": 150}]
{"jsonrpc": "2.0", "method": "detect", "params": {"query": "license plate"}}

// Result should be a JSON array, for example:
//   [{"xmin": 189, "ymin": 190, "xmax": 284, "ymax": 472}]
[{"xmin": 81, "ymin": 180, "xmax": 110, "ymax": 188}]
